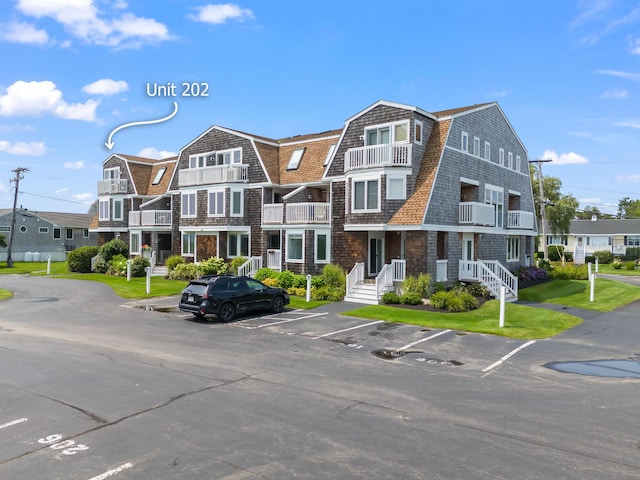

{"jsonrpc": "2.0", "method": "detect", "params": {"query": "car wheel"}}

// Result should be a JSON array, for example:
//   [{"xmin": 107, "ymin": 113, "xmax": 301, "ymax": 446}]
[
  {"xmin": 192, "ymin": 312, "xmax": 204, "ymax": 319},
  {"xmin": 271, "ymin": 296, "xmax": 285, "ymax": 314},
  {"xmin": 218, "ymin": 303, "xmax": 235, "ymax": 322}
]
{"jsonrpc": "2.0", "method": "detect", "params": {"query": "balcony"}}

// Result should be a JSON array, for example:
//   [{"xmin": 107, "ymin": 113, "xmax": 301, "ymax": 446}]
[
  {"xmin": 263, "ymin": 202, "xmax": 330, "ymax": 224},
  {"xmin": 459, "ymin": 202, "xmax": 495, "ymax": 226},
  {"xmin": 178, "ymin": 164, "xmax": 248, "ymax": 187},
  {"xmin": 507, "ymin": 210, "xmax": 534, "ymax": 230},
  {"xmin": 129, "ymin": 210, "xmax": 172, "ymax": 227},
  {"xmin": 344, "ymin": 143, "xmax": 412, "ymax": 172},
  {"xmin": 98, "ymin": 179, "xmax": 127, "ymax": 195}
]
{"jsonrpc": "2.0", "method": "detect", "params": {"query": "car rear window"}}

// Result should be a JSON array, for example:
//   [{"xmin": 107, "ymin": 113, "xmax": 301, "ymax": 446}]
[{"xmin": 186, "ymin": 283, "xmax": 207, "ymax": 295}]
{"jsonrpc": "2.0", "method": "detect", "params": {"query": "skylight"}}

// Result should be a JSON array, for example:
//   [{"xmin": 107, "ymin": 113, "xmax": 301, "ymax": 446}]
[
  {"xmin": 151, "ymin": 167, "xmax": 167, "ymax": 185},
  {"xmin": 287, "ymin": 148, "xmax": 305, "ymax": 170}
]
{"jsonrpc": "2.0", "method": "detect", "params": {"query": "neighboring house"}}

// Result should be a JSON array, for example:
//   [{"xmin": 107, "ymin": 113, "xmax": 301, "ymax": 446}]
[
  {"xmin": 0, "ymin": 208, "xmax": 97, "ymax": 261},
  {"xmin": 93, "ymin": 153, "xmax": 178, "ymax": 265},
  {"xmin": 547, "ymin": 218, "xmax": 640, "ymax": 259},
  {"xmin": 98, "ymin": 100, "xmax": 537, "ymax": 303}
]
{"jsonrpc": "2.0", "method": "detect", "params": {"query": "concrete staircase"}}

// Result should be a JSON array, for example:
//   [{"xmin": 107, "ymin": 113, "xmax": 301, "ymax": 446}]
[{"xmin": 344, "ymin": 281, "xmax": 379, "ymax": 305}]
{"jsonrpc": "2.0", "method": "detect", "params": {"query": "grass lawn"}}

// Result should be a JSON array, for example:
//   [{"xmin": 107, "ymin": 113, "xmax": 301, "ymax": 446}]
[
  {"xmin": 0, "ymin": 261, "xmax": 69, "ymax": 275},
  {"xmin": 342, "ymin": 300, "xmax": 582, "ymax": 340},
  {"xmin": 0, "ymin": 288, "xmax": 11, "ymax": 300},
  {"xmin": 518, "ymin": 277, "xmax": 640, "ymax": 312},
  {"xmin": 594, "ymin": 263, "xmax": 640, "ymax": 276}
]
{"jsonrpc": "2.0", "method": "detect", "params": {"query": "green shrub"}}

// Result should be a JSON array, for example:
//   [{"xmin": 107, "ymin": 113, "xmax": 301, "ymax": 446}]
[
  {"xmin": 623, "ymin": 247, "xmax": 640, "ymax": 261},
  {"xmin": 311, "ymin": 275, "xmax": 325, "ymax": 288},
  {"xmin": 199, "ymin": 256, "xmax": 229, "ymax": 276},
  {"xmin": 585, "ymin": 255, "xmax": 595, "ymax": 264},
  {"xmin": 429, "ymin": 291, "xmax": 449, "ymax": 310},
  {"xmin": 548, "ymin": 246, "xmax": 564, "ymax": 262},
  {"xmin": 131, "ymin": 255, "xmax": 150, "ymax": 277},
  {"xmin": 277, "ymin": 270, "xmax": 296, "ymax": 289},
  {"xmin": 292, "ymin": 274, "xmax": 307, "ymax": 289},
  {"xmin": 403, "ymin": 273, "xmax": 432, "ymax": 298},
  {"xmin": 564, "ymin": 252, "xmax": 573, "ymax": 262},
  {"xmin": 67, "ymin": 246, "xmax": 99, "ymax": 273},
  {"xmin": 548, "ymin": 264, "xmax": 588, "ymax": 280},
  {"xmin": 312, "ymin": 286, "xmax": 343, "ymax": 301},
  {"xmin": 401, "ymin": 292, "xmax": 423, "ymax": 305},
  {"xmin": 100, "ymin": 238, "xmax": 128, "ymax": 262},
  {"xmin": 381, "ymin": 292, "xmax": 401, "ymax": 304},
  {"xmin": 254, "ymin": 267, "xmax": 278, "ymax": 281},
  {"xmin": 428, "ymin": 290, "xmax": 478, "ymax": 312},
  {"xmin": 593, "ymin": 250, "xmax": 613, "ymax": 264},
  {"xmin": 537, "ymin": 258, "xmax": 552, "ymax": 271},
  {"xmin": 322, "ymin": 263, "xmax": 346, "ymax": 289},
  {"xmin": 262, "ymin": 277, "xmax": 279, "ymax": 287},
  {"xmin": 230, "ymin": 256, "xmax": 247, "ymax": 274},
  {"xmin": 433, "ymin": 282, "xmax": 447, "ymax": 293},
  {"xmin": 625, "ymin": 261, "xmax": 636, "ymax": 271},
  {"xmin": 106, "ymin": 254, "xmax": 128, "ymax": 276},
  {"xmin": 167, "ymin": 263, "xmax": 201, "ymax": 280},
  {"xmin": 459, "ymin": 282, "xmax": 488, "ymax": 297},
  {"xmin": 459, "ymin": 291, "xmax": 478, "ymax": 310},
  {"xmin": 612, "ymin": 258, "xmax": 624, "ymax": 270},
  {"xmin": 288, "ymin": 286, "xmax": 312, "ymax": 297},
  {"xmin": 166, "ymin": 255, "xmax": 185, "ymax": 272},
  {"xmin": 93, "ymin": 254, "xmax": 109, "ymax": 274}
]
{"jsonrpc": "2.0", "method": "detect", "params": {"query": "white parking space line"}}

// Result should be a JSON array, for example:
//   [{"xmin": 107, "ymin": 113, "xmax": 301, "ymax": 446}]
[
  {"xmin": 397, "ymin": 330, "xmax": 452, "ymax": 351},
  {"xmin": 312, "ymin": 320, "xmax": 384, "ymax": 340},
  {"xmin": 0, "ymin": 418, "xmax": 27, "ymax": 429},
  {"xmin": 481, "ymin": 340, "xmax": 537, "ymax": 374},
  {"xmin": 87, "ymin": 462, "xmax": 134, "ymax": 480},
  {"xmin": 247, "ymin": 312, "xmax": 328, "ymax": 329}
]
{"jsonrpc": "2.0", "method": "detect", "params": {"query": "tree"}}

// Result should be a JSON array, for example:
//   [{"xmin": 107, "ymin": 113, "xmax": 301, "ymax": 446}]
[
  {"xmin": 0, "ymin": 234, "xmax": 5, "ymax": 248},
  {"xmin": 617, "ymin": 197, "xmax": 640, "ymax": 219},
  {"xmin": 575, "ymin": 206, "xmax": 602, "ymax": 220}
]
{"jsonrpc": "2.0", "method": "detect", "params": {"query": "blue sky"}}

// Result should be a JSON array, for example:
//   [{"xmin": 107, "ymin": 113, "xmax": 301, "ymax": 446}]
[{"xmin": 0, "ymin": 0, "xmax": 639, "ymax": 215}]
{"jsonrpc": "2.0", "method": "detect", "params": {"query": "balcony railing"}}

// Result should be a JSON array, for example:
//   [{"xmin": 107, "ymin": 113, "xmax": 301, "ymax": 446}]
[
  {"xmin": 178, "ymin": 164, "xmax": 248, "ymax": 187},
  {"xmin": 344, "ymin": 143, "xmax": 412, "ymax": 172},
  {"xmin": 263, "ymin": 202, "xmax": 330, "ymax": 224},
  {"xmin": 459, "ymin": 202, "xmax": 495, "ymax": 226},
  {"xmin": 129, "ymin": 210, "xmax": 172, "ymax": 227},
  {"xmin": 507, "ymin": 210, "xmax": 534, "ymax": 230},
  {"xmin": 98, "ymin": 179, "xmax": 127, "ymax": 195}
]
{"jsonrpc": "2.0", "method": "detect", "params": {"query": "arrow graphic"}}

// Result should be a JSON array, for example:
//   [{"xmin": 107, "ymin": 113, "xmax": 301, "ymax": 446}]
[{"xmin": 104, "ymin": 101, "xmax": 179, "ymax": 150}]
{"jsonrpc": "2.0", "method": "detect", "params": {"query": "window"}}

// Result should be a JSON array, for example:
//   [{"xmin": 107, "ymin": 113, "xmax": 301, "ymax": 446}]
[
  {"xmin": 0, "ymin": 226, "xmax": 9, "ymax": 232},
  {"xmin": 189, "ymin": 154, "xmax": 208, "ymax": 168},
  {"xmin": 39, "ymin": 227, "xmax": 49, "ymax": 233},
  {"xmin": 286, "ymin": 231, "xmax": 304, "ymax": 262},
  {"xmin": 151, "ymin": 167, "xmax": 166, "ymax": 185},
  {"xmin": 415, "ymin": 120, "xmax": 423, "ymax": 145},
  {"xmin": 113, "ymin": 199, "xmax": 123, "ymax": 221},
  {"xmin": 83, "ymin": 229, "xmax": 89, "ymax": 238},
  {"xmin": 547, "ymin": 235, "xmax": 568, "ymax": 246},
  {"xmin": 104, "ymin": 167, "xmax": 120, "ymax": 179},
  {"xmin": 386, "ymin": 176, "xmax": 406, "ymax": 200},
  {"xmin": 53, "ymin": 228, "xmax": 61, "ymax": 239},
  {"xmin": 628, "ymin": 236, "xmax": 640, "ymax": 246},
  {"xmin": 484, "ymin": 141, "xmax": 491, "ymax": 161},
  {"xmin": 19, "ymin": 225, "xmax": 27, "ymax": 233},
  {"xmin": 461, "ymin": 132, "xmax": 469, "ymax": 152},
  {"xmin": 507, "ymin": 236, "xmax": 520, "ymax": 262},
  {"xmin": 287, "ymin": 148, "xmax": 305, "ymax": 170},
  {"xmin": 485, "ymin": 184, "xmax": 504, "ymax": 228},
  {"xmin": 508, "ymin": 152, "xmax": 514, "ymax": 170},
  {"xmin": 365, "ymin": 121, "xmax": 409, "ymax": 145},
  {"xmin": 473, "ymin": 137, "xmax": 480, "ymax": 156},
  {"xmin": 394, "ymin": 122, "xmax": 408, "ymax": 142},
  {"xmin": 215, "ymin": 148, "xmax": 241, "ymax": 165},
  {"xmin": 353, "ymin": 178, "xmax": 380, "ymax": 212},
  {"xmin": 231, "ymin": 189, "xmax": 243, "ymax": 217},
  {"xmin": 66, "ymin": 228, "xmax": 73, "ymax": 239},
  {"xmin": 130, "ymin": 232, "xmax": 141, "ymax": 254},
  {"xmin": 515, "ymin": 155, "xmax": 521, "ymax": 172},
  {"xmin": 181, "ymin": 193, "xmax": 196, "ymax": 217},
  {"xmin": 228, "ymin": 232, "xmax": 249, "ymax": 257},
  {"xmin": 182, "ymin": 232, "xmax": 195, "ymax": 256},
  {"xmin": 499, "ymin": 148, "xmax": 505, "ymax": 166},
  {"xmin": 99, "ymin": 199, "xmax": 110, "ymax": 221},
  {"xmin": 315, "ymin": 231, "xmax": 330, "ymax": 263},
  {"xmin": 587, "ymin": 236, "xmax": 610, "ymax": 247},
  {"xmin": 208, "ymin": 189, "xmax": 224, "ymax": 216},
  {"xmin": 324, "ymin": 143, "xmax": 337, "ymax": 166}
]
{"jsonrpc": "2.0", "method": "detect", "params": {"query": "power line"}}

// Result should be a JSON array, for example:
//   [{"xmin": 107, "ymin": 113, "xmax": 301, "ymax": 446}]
[{"xmin": 20, "ymin": 191, "xmax": 95, "ymax": 206}]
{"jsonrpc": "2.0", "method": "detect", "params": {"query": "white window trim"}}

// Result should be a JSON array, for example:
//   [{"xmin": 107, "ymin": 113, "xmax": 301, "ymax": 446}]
[
  {"xmin": 53, "ymin": 228, "xmax": 61, "ymax": 239},
  {"xmin": 287, "ymin": 147, "xmax": 305, "ymax": 170},
  {"xmin": 227, "ymin": 231, "xmax": 250, "ymax": 258},
  {"xmin": 189, "ymin": 152, "xmax": 212, "ymax": 168},
  {"xmin": 485, "ymin": 183, "xmax": 504, "ymax": 229},
  {"xmin": 66, "ymin": 228, "xmax": 73, "ymax": 239},
  {"xmin": 152, "ymin": 167, "xmax": 167, "ymax": 185},
  {"xmin": 99, "ymin": 198, "xmax": 110, "ymax": 221},
  {"xmin": 207, "ymin": 188, "xmax": 225, "ymax": 217},
  {"xmin": 130, "ymin": 232, "xmax": 141, "ymax": 255},
  {"xmin": 314, "ymin": 230, "xmax": 331, "ymax": 264},
  {"xmin": 414, "ymin": 120, "xmax": 423, "ymax": 145},
  {"xmin": 515, "ymin": 155, "xmax": 521, "ymax": 172},
  {"xmin": 351, "ymin": 174, "xmax": 381, "ymax": 213},
  {"xmin": 364, "ymin": 120, "xmax": 411, "ymax": 145},
  {"xmin": 473, "ymin": 137, "xmax": 480, "ymax": 157},
  {"xmin": 181, "ymin": 232, "xmax": 195, "ymax": 256},
  {"xmin": 324, "ymin": 143, "xmax": 337, "ymax": 167},
  {"xmin": 215, "ymin": 147, "xmax": 242, "ymax": 165},
  {"xmin": 39, "ymin": 227, "xmax": 49, "ymax": 233},
  {"xmin": 499, "ymin": 148, "xmax": 505, "ymax": 166},
  {"xmin": 113, "ymin": 199, "xmax": 123, "ymax": 221},
  {"xmin": 461, "ymin": 132, "xmax": 469, "ymax": 152},
  {"xmin": 104, "ymin": 167, "xmax": 120, "ymax": 179},
  {"xmin": 181, "ymin": 192, "xmax": 197, "ymax": 218},
  {"xmin": 484, "ymin": 141, "xmax": 490, "ymax": 161},
  {"xmin": 507, "ymin": 236, "xmax": 520, "ymax": 262},
  {"xmin": 386, "ymin": 175, "xmax": 407, "ymax": 200},
  {"xmin": 508, "ymin": 152, "xmax": 514, "ymax": 170},
  {"xmin": 230, "ymin": 188, "xmax": 244, "ymax": 217},
  {"xmin": 286, "ymin": 230, "xmax": 305, "ymax": 263}
]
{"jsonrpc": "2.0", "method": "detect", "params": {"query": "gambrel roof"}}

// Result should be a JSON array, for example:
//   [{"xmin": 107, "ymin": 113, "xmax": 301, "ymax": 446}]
[{"xmin": 104, "ymin": 153, "xmax": 177, "ymax": 196}]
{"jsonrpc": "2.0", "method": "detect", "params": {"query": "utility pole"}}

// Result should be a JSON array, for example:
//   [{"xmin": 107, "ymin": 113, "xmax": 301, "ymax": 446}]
[
  {"xmin": 6, "ymin": 167, "xmax": 29, "ymax": 268},
  {"xmin": 529, "ymin": 158, "xmax": 552, "ymax": 261}
]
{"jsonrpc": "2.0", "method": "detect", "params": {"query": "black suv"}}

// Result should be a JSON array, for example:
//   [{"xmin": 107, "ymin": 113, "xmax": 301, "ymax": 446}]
[{"xmin": 178, "ymin": 275, "xmax": 290, "ymax": 321}]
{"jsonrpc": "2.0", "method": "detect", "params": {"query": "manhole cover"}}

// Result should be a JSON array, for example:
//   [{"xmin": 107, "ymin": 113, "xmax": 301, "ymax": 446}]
[
  {"xmin": 372, "ymin": 349, "xmax": 418, "ymax": 360},
  {"xmin": 545, "ymin": 360, "xmax": 640, "ymax": 378},
  {"xmin": 136, "ymin": 305, "xmax": 177, "ymax": 313}
]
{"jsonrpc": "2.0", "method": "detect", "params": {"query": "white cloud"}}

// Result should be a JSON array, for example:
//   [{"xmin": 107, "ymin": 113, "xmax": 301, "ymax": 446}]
[
  {"xmin": 485, "ymin": 90, "xmax": 508, "ymax": 99},
  {"xmin": 137, "ymin": 147, "xmax": 177, "ymax": 159},
  {"xmin": 82, "ymin": 79, "xmax": 128, "ymax": 95},
  {"xmin": 189, "ymin": 3, "xmax": 255, "ymax": 24},
  {"xmin": 630, "ymin": 38, "xmax": 640, "ymax": 55},
  {"xmin": 0, "ymin": 80, "xmax": 99, "ymax": 121},
  {"xmin": 15, "ymin": 0, "xmax": 171, "ymax": 48},
  {"xmin": 1, "ymin": 21, "xmax": 49, "ymax": 44},
  {"xmin": 542, "ymin": 149, "xmax": 589, "ymax": 165},
  {"xmin": 72, "ymin": 192, "xmax": 94, "ymax": 202},
  {"xmin": 601, "ymin": 88, "xmax": 628, "ymax": 99},
  {"xmin": 0, "ymin": 181, "xmax": 8, "ymax": 194},
  {"xmin": 55, "ymin": 188, "xmax": 69, "ymax": 194},
  {"xmin": 0, "ymin": 140, "xmax": 46, "ymax": 155},
  {"xmin": 64, "ymin": 160, "xmax": 84, "ymax": 169},
  {"xmin": 597, "ymin": 69, "xmax": 640, "ymax": 81},
  {"xmin": 579, "ymin": 197, "xmax": 602, "ymax": 204},
  {"xmin": 0, "ymin": 124, "xmax": 36, "ymax": 134},
  {"xmin": 615, "ymin": 119, "xmax": 640, "ymax": 129},
  {"xmin": 616, "ymin": 174, "xmax": 640, "ymax": 182}
]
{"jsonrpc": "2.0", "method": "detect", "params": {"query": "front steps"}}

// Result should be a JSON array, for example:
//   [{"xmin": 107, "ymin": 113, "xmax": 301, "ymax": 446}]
[{"xmin": 344, "ymin": 282, "xmax": 379, "ymax": 305}]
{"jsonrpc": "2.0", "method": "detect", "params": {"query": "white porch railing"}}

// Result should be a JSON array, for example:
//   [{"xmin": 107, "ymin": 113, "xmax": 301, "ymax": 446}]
[
  {"xmin": 286, "ymin": 203, "xmax": 330, "ymax": 224},
  {"xmin": 267, "ymin": 249, "xmax": 281, "ymax": 271},
  {"xmin": 436, "ymin": 259, "xmax": 448, "ymax": 282},
  {"xmin": 344, "ymin": 143, "xmax": 412, "ymax": 171},
  {"xmin": 238, "ymin": 256, "xmax": 262, "ymax": 277},
  {"xmin": 391, "ymin": 259, "xmax": 406, "ymax": 282},
  {"xmin": 178, "ymin": 164, "xmax": 248, "ymax": 187},
  {"xmin": 508, "ymin": 210, "xmax": 534, "ymax": 229},
  {"xmin": 346, "ymin": 262, "xmax": 365, "ymax": 296},
  {"xmin": 263, "ymin": 204, "xmax": 284, "ymax": 224},
  {"xmin": 129, "ymin": 210, "xmax": 172, "ymax": 227},
  {"xmin": 375, "ymin": 263, "xmax": 393, "ymax": 298},
  {"xmin": 459, "ymin": 259, "xmax": 518, "ymax": 300},
  {"xmin": 459, "ymin": 202, "xmax": 495, "ymax": 226},
  {"xmin": 98, "ymin": 179, "xmax": 127, "ymax": 194}
]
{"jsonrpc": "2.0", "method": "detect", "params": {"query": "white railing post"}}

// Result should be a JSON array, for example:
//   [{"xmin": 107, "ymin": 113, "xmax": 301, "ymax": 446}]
[
  {"xmin": 499, "ymin": 286, "xmax": 506, "ymax": 328},
  {"xmin": 47, "ymin": 255, "xmax": 51, "ymax": 275},
  {"xmin": 306, "ymin": 274, "xmax": 312, "ymax": 302},
  {"xmin": 145, "ymin": 266, "xmax": 151, "ymax": 294},
  {"xmin": 127, "ymin": 260, "xmax": 132, "ymax": 281}
]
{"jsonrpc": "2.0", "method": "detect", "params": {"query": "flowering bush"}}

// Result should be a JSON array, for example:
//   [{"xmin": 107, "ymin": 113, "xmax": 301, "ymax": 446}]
[
  {"xmin": 516, "ymin": 266, "xmax": 548, "ymax": 282},
  {"xmin": 612, "ymin": 258, "xmax": 624, "ymax": 270}
]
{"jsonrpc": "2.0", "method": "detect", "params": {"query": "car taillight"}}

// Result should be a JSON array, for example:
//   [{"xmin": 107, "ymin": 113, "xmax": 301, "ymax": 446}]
[{"xmin": 203, "ymin": 292, "xmax": 209, "ymax": 299}]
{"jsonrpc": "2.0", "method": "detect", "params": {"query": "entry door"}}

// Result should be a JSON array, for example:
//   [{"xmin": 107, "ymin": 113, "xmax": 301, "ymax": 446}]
[
  {"xmin": 368, "ymin": 233, "xmax": 384, "ymax": 276},
  {"xmin": 461, "ymin": 233, "xmax": 475, "ymax": 279}
]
